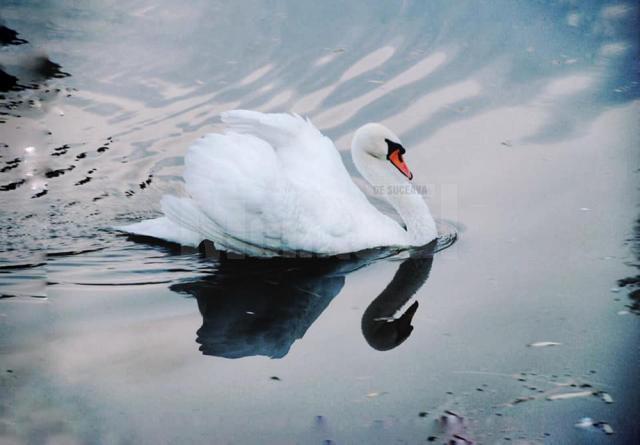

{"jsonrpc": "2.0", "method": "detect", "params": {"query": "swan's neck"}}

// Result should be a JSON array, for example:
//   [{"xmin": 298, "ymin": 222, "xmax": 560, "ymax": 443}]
[{"xmin": 352, "ymin": 151, "xmax": 437, "ymax": 244}]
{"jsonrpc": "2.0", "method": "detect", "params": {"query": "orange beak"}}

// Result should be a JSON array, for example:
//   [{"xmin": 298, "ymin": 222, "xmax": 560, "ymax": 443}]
[{"xmin": 388, "ymin": 149, "xmax": 413, "ymax": 180}]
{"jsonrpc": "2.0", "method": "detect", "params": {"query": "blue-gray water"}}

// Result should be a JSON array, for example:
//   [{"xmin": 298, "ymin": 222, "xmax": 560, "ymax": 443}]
[{"xmin": 1, "ymin": 1, "xmax": 639, "ymax": 443}]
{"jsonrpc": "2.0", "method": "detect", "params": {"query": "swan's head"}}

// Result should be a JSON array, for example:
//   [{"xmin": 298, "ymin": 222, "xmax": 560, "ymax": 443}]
[{"xmin": 351, "ymin": 123, "xmax": 413, "ymax": 180}]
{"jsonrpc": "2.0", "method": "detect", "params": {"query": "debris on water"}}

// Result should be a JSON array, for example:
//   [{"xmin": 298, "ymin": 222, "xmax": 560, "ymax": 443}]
[
  {"xmin": 576, "ymin": 418, "xmax": 615, "ymax": 435},
  {"xmin": 546, "ymin": 390, "xmax": 593, "ymax": 401},
  {"xmin": 366, "ymin": 391, "xmax": 387, "ymax": 398},
  {"xmin": 596, "ymin": 422, "xmax": 614, "ymax": 435},
  {"xmin": 579, "ymin": 207, "xmax": 592, "ymax": 211},
  {"xmin": 314, "ymin": 415, "xmax": 327, "ymax": 428},
  {"xmin": 512, "ymin": 396, "xmax": 535, "ymax": 405},
  {"xmin": 418, "ymin": 411, "xmax": 428, "ymax": 417},
  {"xmin": 270, "ymin": 376, "xmax": 281, "ymax": 381},
  {"xmin": 451, "ymin": 433, "xmax": 474, "ymax": 444},
  {"xmin": 527, "ymin": 341, "xmax": 561, "ymax": 348},
  {"xmin": 439, "ymin": 409, "xmax": 464, "ymax": 426},
  {"xmin": 610, "ymin": 287, "xmax": 621, "ymax": 293},
  {"xmin": 435, "ymin": 409, "xmax": 474, "ymax": 444},
  {"xmin": 617, "ymin": 310, "xmax": 629, "ymax": 315},
  {"xmin": 500, "ymin": 140, "xmax": 513, "ymax": 147},
  {"xmin": 600, "ymin": 392, "xmax": 614, "ymax": 404},
  {"xmin": 575, "ymin": 417, "xmax": 593, "ymax": 429}
]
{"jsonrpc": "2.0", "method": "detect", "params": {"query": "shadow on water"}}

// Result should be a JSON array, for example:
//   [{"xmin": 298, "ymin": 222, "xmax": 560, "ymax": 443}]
[
  {"xmin": 0, "ymin": 24, "xmax": 68, "ymax": 93},
  {"xmin": 170, "ymin": 241, "xmax": 439, "ymax": 359},
  {"xmin": 618, "ymin": 217, "xmax": 640, "ymax": 314}
]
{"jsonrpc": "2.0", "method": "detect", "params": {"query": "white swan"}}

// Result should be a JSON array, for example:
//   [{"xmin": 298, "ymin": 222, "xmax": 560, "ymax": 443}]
[{"xmin": 117, "ymin": 110, "xmax": 437, "ymax": 257}]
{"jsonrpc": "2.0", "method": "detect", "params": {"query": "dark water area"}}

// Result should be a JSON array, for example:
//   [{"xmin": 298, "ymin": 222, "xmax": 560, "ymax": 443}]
[{"xmin": 1, "ymin": 1, "xmax": 639, "ymax": 443}]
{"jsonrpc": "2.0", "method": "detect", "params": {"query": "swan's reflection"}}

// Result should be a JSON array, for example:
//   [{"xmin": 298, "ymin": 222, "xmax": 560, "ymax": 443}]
[
  {"xmin": 361, "ymin": 251, "xmax": 434, "ymax": 351},
  {"xmin": 170, "ymin": 242, "xmax": 435, "ymax": 359}
]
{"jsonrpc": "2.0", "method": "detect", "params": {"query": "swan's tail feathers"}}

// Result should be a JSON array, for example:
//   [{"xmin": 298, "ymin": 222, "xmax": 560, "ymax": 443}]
[
  {"xmin": 161, "ymin": 195, "xmax": 278, "ymax": 257},
  {"xmin": 161, "ymin": 195, "xmax": 219, "ymax": 243},
  {"xmin": 115, "ymin": 216, "xmax": 203, "ymax": 247},
  {"xmin": 220, "ymin": 109, "xmax": 308, "ymax": 149}
]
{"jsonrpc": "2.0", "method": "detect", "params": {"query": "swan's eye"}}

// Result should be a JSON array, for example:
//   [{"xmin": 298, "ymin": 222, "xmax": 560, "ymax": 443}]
[{"xmin": 385, "ymin": 139, "xmax": 405, "ymax": 156}]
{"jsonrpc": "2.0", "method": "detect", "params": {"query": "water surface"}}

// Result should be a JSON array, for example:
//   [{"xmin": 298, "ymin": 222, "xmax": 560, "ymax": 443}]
[{"xmin": 1, "ymin": 1, "xmax": 639, "ymax": 443}]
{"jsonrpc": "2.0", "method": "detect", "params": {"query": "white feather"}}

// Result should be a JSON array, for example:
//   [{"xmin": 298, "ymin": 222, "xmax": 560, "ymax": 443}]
[{"xmin": 116, "ymin": 110, "xmax": 437, "ymax": 256}]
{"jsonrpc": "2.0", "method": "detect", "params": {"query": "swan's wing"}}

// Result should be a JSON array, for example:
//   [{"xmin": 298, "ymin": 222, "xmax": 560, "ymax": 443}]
[
  {"xmin": 179, "ymin": 130, "xmax": 370, "ymax": 255},
  {"xmin": 220, "ymin": 110, "xmax": 364, "ymax": 200},
  {"xmin": 220, "ymin": 110, "xmax": 309, "ymax": 152}
]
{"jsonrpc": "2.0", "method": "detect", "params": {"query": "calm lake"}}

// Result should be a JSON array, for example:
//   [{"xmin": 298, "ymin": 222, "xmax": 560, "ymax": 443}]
[{"xmin": 1, "ymin": 1, "xmax": 639, "ymax": 443}]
